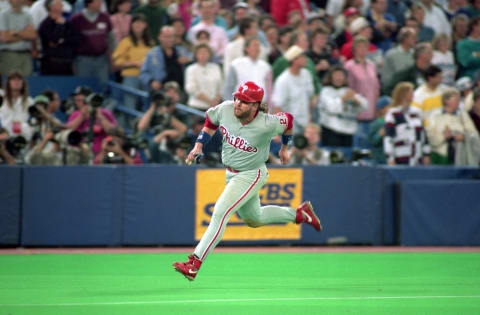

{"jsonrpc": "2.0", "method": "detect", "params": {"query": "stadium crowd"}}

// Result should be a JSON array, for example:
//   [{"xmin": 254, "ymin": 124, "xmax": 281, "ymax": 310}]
[{"xmin": 0, "ymin": 0, "xmax": 480, "ymax": 166}]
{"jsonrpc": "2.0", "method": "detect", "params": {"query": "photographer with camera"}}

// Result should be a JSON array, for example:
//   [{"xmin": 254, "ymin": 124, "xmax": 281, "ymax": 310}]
[
  {"xmin": 288, "ymin": 123, "xmax": 330, "ymax": 166},
  {"xmin": 66, "ymin": 90, "xmax": 117, "ymax": 154},
  {"xmin": 0, "ymin": 128, "xmax": 16, "ymax": 165},
  {"xmin": 137, "ymin": 90, "xmax": 187, "ymax": 163},
  {"xmin": 94, "ymin": 126, "xmax": 142, "ymax": 165}
]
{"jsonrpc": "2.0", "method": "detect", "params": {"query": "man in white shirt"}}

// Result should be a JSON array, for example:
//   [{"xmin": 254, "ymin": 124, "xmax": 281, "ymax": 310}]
[
  {"xmin": 413, "ymin": 64, "xmax": 449, "ymax": 121},
  {"xmin": 272, "ymin": 45, "xmax": 315, "ymax": 133}
]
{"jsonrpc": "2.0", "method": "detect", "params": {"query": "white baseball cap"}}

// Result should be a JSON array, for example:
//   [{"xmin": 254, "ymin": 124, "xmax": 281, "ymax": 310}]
[
  {"xmin": 284, "ymin": 45, "xmax": 305, "ymax": 62},
  {"xmin": 350, "ymin": 17, "xmax": 370, "ymax": 34}
]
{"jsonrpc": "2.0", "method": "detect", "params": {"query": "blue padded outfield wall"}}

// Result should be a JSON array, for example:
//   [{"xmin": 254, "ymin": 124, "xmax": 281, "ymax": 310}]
[{"xmin": 0, "ymin": 165, "xmax": 479, "ymax": 247}]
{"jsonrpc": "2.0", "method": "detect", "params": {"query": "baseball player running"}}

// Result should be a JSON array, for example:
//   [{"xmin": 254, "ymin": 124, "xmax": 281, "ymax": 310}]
[{"xmin": 173, "ymin": 81, "xmax": 323, "ymax": 281}]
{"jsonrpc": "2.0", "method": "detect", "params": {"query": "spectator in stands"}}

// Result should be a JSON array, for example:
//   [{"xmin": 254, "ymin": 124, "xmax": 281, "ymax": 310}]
[
  {"xmin": 345, "ymin": 36, "xmax": 379, "ymax": 122},
  {"xmin": 227, "ymin": 2, "xmax": 268, "ymax": 46},
  {"xmin": 264, "ymin": 25, "xmax": 281, "ymax": 64},
  {"xmin": 307, "ymin": 27, "xmax": 339, "ymax": 81},
  {"xmin": 110, "ymin": 0, "xmax": 132, "ymax": 43},
  {"xmin": 137, "ymin": 90, "xmax": 187, "ymax": 163},
  {"xmin": 452, "ymin": 14, "xmax": 470, "ymax": 57},
  {"xmin": 273, "ymin": 45, "xmax": 315, "ymax": 133},
  {"xmin": 420, "ymin": 0, "xmax": 452, "ymax": 36},
  {"xmin": 382, "ymin": 42, "xmax": 433, "ymax": 96},
  {"xmin": 272, "ymin": 30, "xmax": 320, "ymax": 94},
  {"xmin": 456, "ymin": 76, "xmax": 474, "ymax": 109},
  {"xmin": 0, "ymin": 0, "xmax": 37, "ymax": 77},
  {"xmin": 366, "ymin": 0, "xmax": 397, "ymax": 53},
  {"xmin": 113, "ymin": 13, "xmax": 154, "ymax": 128},
  {"xmin": 270, "ymin": 0, "xmax": 310, "ymax": 26},
  {"xmin": 413, "ymin": 65, "xmax": 449, "ymax": 121},
  {"xmin": 66, "ymin": 92, "xmax": 117, "ymax": 154},
  {"xmin": 163, "ymin": 81, "xmax": 191, "ymax": 127},
  {"xmin": 333, "ymin": 6, "xmax": 361, "ymax": 48},
  {"xmin": 94, "ymin": 126, "xmax": 142, "ymax": 164},
  {"xmin": 190, "ymin": 0, "xmax": 228, "ymax": 31},
  {"xmin": 184, "ymin": 43, "xmax": 223, "ymax": 111},
  {"xmin": 443, "ymin": 0, "xmax": 470, "ymax": 21},
  {"xmin": 0, "ymin": 128, "xmax": 16, "ymax": 164},
  {"xmin": 318, "ymin": 66, "xmax": 368, "ymax": 147},
  {"xmin": 469, "ymin": 87, "xmax": 480, "ymax": 135},
  {"xmin": 29, "ymin": 0, "xmax": 72, "ymax": 29},
  {"xmin": 70, "ymin": 0, "xmax": 115, "ymax": 83},
  {"xmin": 288, "ymin": 123, "xmax": 330, "ymax": 165},
  {"xmin": 269, "ymin": 25, "xmax": 293, "ymax": 64},
  {"xmin": 457, "ymin": 16, "xmax": 480, "ymax": 79},
  {"xmin": 132, "ymin": 0, "xmax": 170, "ymax": 42},
  {"xmin": 431, "ymin": 34, "xmax": 456, "ymax": 86},
  {"xmin": 368, "ymin": 96, "xmax": 391, "ymax": 164},
  {"xmin": 407, "ymin": 3, "xmax": 434, "ymax": 43},
  {"xmin": 38, "ymin": 0, "xmax": 77, "ymax": 75},
  {"xmin": 223, "ymin": 36, "xmax": 273, "ymax": 106},
  {"xmin": 381, "ymin": 27, "xmax": 416, "ymax": 87},
  {"xmin": 187, "ymin": 0, "xmax": 228, "ymax": 60},
  {"xmin": 171, "ymin": 17, "xmax": 193, "ymax": 65},
  {"xmin": 287, "ymin": 10, "xmax": 308, "ymax": 35},
  {"xmin": 340, "ymin": 16, "xmax": 377, "ymax": 62},
  {"xmin": 384, "ymin": 82, "xmax": 431, "ymax": 166},
  {"xmin": 0, "ymin": 72, "xmax": 34, "ymax": 141},
  {"xmin": 259, "ymin": 14, "xmax": 276, "ymax": 32},
  {"xmin": 41, "ymin": 89, "xmax": 67, "ymax": 123},
  {"xmin": 73, "ymin": 0, "xmax": 107, "ymax": 13},
  {"xmin": 466, "ymin": 0, "xmax": 480, "ymax": 17},
  {"xmin": 224, "ymin": 17, "xmax": 268, "ymax": 77},
  {"xmin": 426, "ymin": 89, "xmax": 480, "ymax": 165},
  {"xmin": 140, "ymin": 25, "xmax": 184, "ymax": 93},
  {"xmin": 326, "ymin": 0, "xmax": 371, "ymax": 28}
]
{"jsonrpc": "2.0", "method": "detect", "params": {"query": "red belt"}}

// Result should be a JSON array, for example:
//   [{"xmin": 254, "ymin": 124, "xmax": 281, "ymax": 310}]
[{"xmin": 226, "ymin": 167, "xmax": 239, "ymax": 173}]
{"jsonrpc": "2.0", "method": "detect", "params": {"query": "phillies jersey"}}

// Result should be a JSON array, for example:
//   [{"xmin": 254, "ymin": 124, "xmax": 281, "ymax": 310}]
[{"xmin": 206, "ymin": 101, "xmax": 292, "ymax": 171}]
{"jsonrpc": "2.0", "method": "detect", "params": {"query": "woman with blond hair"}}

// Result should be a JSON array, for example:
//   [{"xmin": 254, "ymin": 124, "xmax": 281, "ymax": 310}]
[{"xmin": 383, "ymin": 82, "xmax": 431, "ymax": 166}]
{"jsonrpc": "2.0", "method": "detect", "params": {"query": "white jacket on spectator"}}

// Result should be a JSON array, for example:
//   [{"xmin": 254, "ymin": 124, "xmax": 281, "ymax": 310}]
[
  {"xmin": 184, "ymin": 62, "xmax": 223, "ymax": 110},
  {"xmin": 318, "ymin": 86, "xmax": 368, "ymax": 135},
  {"xmin": 0, "ymin": 97, "xmax": 33, "ymax": 140}
]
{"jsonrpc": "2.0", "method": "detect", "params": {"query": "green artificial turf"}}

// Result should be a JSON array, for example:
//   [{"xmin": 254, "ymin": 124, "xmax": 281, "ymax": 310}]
[{"xmin": 0, "ymin": 252, "xmax": 479, "ymax": 314}]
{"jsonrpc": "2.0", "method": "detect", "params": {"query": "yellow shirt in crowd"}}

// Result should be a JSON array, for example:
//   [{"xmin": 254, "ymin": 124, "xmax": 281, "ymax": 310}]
[{"xmin": 112, "ymin": 37, "xmax": 152, "ymax": 77}]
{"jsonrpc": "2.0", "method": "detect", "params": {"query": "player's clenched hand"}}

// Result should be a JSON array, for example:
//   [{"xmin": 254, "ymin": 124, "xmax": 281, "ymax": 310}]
[
  {"xmin": 279, "ymin": 146, "xmax": 290, "ymax": 165},
  {"xmin": 186, "ymin": 143, "xmax": 203, "ymax": 165}
]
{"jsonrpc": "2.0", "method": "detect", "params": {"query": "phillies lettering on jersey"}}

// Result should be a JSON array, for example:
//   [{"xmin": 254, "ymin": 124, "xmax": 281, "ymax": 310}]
[
  {"xmin": 205, "ymin": 101, "xmax": 293, "ymax": 171},
  {"xmin": 220, "ymin": 126, "xmax": 259, "ymax": 153}
]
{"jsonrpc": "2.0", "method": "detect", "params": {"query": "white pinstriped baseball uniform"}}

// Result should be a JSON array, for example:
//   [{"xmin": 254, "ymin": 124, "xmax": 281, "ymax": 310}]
[{"xmin": 194, "ymin": 101, "xmax": 296, "ymax": 261}]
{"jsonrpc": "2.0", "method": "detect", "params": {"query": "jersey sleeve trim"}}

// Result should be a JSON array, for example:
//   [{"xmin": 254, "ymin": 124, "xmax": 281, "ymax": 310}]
[
  {"xmin": 204, "ymin": 114, "xmax": 219, "ymax": 130},
  {"xmin": 276, "ymin": 112, "xmax": 294, "ymax": 132}
]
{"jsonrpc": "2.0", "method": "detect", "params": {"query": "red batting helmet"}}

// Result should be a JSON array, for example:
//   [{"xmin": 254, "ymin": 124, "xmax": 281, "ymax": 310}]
[{"xmin": 233, "ymin": 81, "xmax": 264, "ymax": 103}]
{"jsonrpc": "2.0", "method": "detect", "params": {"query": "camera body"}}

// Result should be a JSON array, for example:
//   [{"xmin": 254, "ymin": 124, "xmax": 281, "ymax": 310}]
[
  {"xmin": 151, "ymin": 91, "xmax": 171, "ymax": 108},
  {"xmin": 293, "ymin": 134, "xmax": 308, "ymax": 150}
]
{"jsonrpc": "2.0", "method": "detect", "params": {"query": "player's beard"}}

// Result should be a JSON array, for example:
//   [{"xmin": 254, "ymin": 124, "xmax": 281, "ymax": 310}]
[{"xmin": 234, "ymin": 106, "xmax": 252, "ymax": 120}]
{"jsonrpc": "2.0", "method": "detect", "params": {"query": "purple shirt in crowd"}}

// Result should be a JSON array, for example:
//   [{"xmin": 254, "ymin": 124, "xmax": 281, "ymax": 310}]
[{"xmin": 70, "ymin": 11, "xmax": 112, "ymax": 56}]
